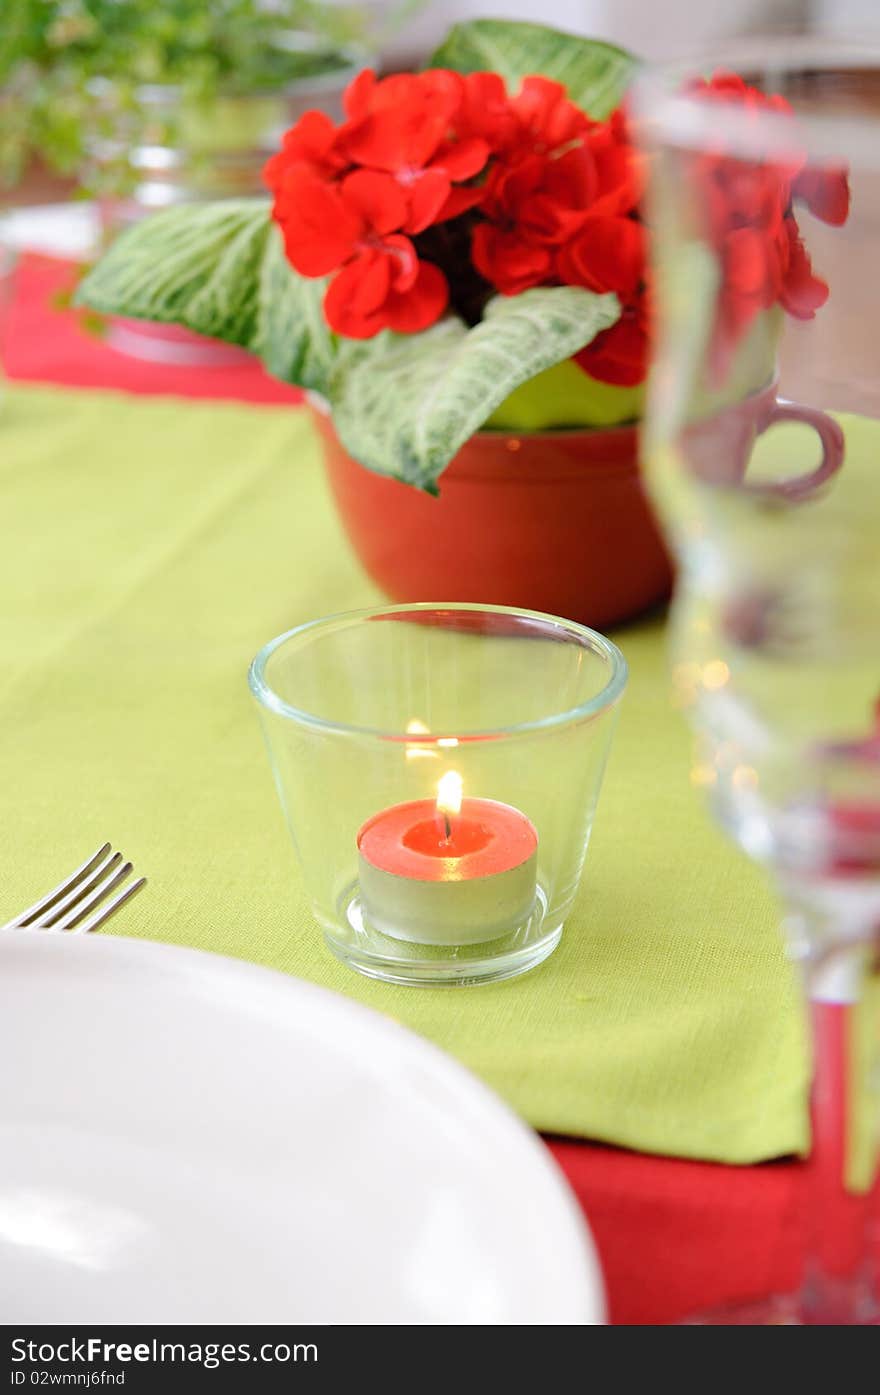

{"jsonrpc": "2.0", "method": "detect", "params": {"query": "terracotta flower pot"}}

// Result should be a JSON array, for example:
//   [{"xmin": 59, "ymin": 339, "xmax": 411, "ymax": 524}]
[{"xmin": 314, "ymin": 409, "xmax": 674, "ymax": 630}]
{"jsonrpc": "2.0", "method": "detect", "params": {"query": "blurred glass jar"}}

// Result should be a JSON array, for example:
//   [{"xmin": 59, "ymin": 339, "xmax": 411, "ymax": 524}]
[
  {"xmin": 80, "ymin": 37, "xmax": 365, "ymax": 363},
  {"xmin": 85, "ymin": 47, "xmax": 365, "ymax": 229}
]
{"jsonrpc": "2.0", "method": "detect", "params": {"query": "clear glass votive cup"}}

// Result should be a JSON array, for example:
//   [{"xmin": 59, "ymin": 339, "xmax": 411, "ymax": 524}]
[{"xmin": 249, "ymin": 604, "xmax": 627, "ymax": 986}]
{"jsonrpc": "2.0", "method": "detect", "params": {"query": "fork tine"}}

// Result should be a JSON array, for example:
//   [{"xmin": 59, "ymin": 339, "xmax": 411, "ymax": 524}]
[
  {"xmin": 54, "ymin": 860, "xmax": 133, "ymax": 931},
  {"xmin": 70, "ymin": 875, "xmax": 146, "ymax": 935},
  {"xmin": 38, "ymin": 849, "xmax": 122, "ymax": 928},
  {"xmin": 0, "ymin": 844, "xmax": 112, "ymax": 932}
]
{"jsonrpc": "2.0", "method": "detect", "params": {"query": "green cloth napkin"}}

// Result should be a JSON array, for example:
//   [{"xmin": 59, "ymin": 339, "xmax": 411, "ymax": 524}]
[{"xmin": 0, "ymin": 384, "xmax": 807, "ymax": 1165}]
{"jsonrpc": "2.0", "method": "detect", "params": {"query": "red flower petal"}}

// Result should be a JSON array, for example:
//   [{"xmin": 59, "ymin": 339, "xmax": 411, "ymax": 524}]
[
  {"xmin": 345, "ymin": 70, "xmax": 463, "ymax": 173},
  {"xmin": 272, "ymin": 167, "xmax": 362, "ymax": 276},
  {"xmin": 429, "ymin": 136, "xmax": 490, "ymax": 182},
  {"xmin": 482, "ymin": 155, "xmax": 543, "ymax": 218},
  {"xmin": 512, "ymin": 75, "xmax": 588, "ymax": 152},
  {"xmin": 471, "ymin": 222, "xmax": 553, "ymax": 295},
  {"xmin": 433, "ymin": 183, "xmax": 487, "ymax": 223},
  {"xmin": 383, "ymin": 260, "xmax": 449, "ymax": 334},
  {"xmin": 557, "ymin": 216, "xmax": 646, "ymax": 298},
  {"xmin": 692, "ymin": 70, "xmax": 795, "ymax": 121},
  {"xmin": 481, "ymin": 151, "xmax": 586, "ymax": 245},
  {"xmin": 459, "ymin": 72, "xmax": 517, "ymax": 152},
  {"xmin": 285, "ymin": 109, "xmax": 337, "ymax": 157},
  {"xmin": 341, "ymin": 169, "xmax": 408, "ymax": 235},
  {"xmin": 523, "ymin": 192, "xmax": 587, "ymax": 243},
  {"xmin": 344, "ymin": 69, "xmax": 377, "ymax": 122},
  {"xmin": 779, "ymin": 219, "xmax": 829, "ymax": 319},
  {"xmin": 542, "ymin": 145, "xmax": 598, "ymax": 216},
  {"xmin": 323, "ymin": 252, "xmax": 393, "ymax": 337},
  {"xmin": 382, "ymin": 235, "xmax": 420, "ymax": 293},
  {"xmin": 263, "ymin": 109, "xmax": 346, "ymax": 190},
  {"xmin": 724, "ymin": 225, "xmax": 778, "ymax": 297},
  {"xmin": 682, "ymin": 70, "xmax": 846, "ymax": 372},
  {"xmin": 695, "ymin": 70, "xmax": 748, "ymax": 99},
  {"xmin": 339, "ymin": 249, "xmax": 392, "ymax": 316},
  {"xmin": 323, "ymin": 250, "xmax": 447, "ymax": 338},
  {"xmin": 585, "ymin": 115, "xmax": 644, "ymax": 217},
  {"xmin": 575, "ymin": 309, "xmax": 648, "ymax": 386},
  {"xmin": 402, "ymin": 169, "xmax": 452, "ymax": 235},
  {"xmin": 793, "ymin": 164, "xmax": 851, "ymax": 226}
]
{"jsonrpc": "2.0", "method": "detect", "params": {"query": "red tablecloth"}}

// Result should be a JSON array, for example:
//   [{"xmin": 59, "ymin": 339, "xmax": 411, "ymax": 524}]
[
  {"xmin": 4, "ymin": 252, "xmax": 811, "ymax": 1325},
  {"xmin": 4, "ymin": 255, "xmax": 301, "ymax": 404}
]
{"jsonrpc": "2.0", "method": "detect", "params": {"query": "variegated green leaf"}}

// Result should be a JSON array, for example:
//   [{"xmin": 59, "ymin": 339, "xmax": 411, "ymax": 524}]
[
  {"xmin": 76, "ymin": 198, "xmax": 334, "ymax": 395},
  {"xmin": 430, "ymin": 20, "xmax": 636, "ymax": 119},
  {"xmin": 329, "ymin": 287, "xmax": 621, "ymax": 491},
  {"xmin": 77, "ymin": 203, "xmax": 622, "ymax": 490},
  {"xmin": 253, "ymin": 224, "xmax": 335, "ymax": 390}
]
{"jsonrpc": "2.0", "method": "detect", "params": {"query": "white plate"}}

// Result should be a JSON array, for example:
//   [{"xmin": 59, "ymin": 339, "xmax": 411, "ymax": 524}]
[{"xmin": 0, "ymin": 932, "xmax": 603, "ymax": 1324}]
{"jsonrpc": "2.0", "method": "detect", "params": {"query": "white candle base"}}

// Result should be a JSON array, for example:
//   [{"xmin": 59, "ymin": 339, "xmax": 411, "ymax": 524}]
[{"xmin": 358, "ymin": 851, "xmax": 538, "ymax": 946}]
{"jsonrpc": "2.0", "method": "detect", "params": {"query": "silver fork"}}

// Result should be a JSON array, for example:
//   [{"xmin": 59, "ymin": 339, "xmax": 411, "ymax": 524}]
[{"xmin": 0, "ymin": 844, "xmax": 146, "ymax": 934}]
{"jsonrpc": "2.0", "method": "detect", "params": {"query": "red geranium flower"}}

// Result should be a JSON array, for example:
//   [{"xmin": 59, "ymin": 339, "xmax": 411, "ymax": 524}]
[
  {"xmin": 692, "ymin": 70, "xmax": 792, "ymax": 113},
  {"xmin": 342, "ymin": 69, "xmax": 491, "ymax": 233},
  {"xmin": 779, "ymin": 217, "xmax": 829, "ymax": 319},
  {"xmin": 556, "ymin": 214, "xmax": 646, "ymax": 299},
  {"xmin": 457, "ymin": 71, "xmax": 519, "ymax": 153},
  {"xmin": 262, "ymin": 109, "xmax": 349, "ymax": 185},
  {"xmin": 580, "ymin": 108, "xmax": 644, "ymax": 217},
  {"xmin": 792, "ymin": 163, "xmax": 850, "ymax": 225},
  {"xmin": 704, "ymin": 202, "xmax": 829, "ymax": 376},
  {"xmin": 472, "ymin": 147, "xmax": 603, "ymax": 293},
  {"xmin": 508, "ymin": 75, "xmax": 590, "ymax": 152},
  {"xmin": 575, "ymin": 297, "xmax": 649, "ymax": 387},
  {"xmin": 263, "ymin": 59, "xmax": 847, "ymax": 367},
  {"xmin": 269, "ymin": 166, "xmax": 364, "ymax": 277},
  {"xmin": 689, "ymin": 70, "xmax": 848, "ymax": 373},
  {"xmin": 473, "ymin": 108, "xmax": 643, "ymax": 302},
  {"xmin": 266, "ymin": 163, "xmax": 448, "ymax": 338},
  {"xmin": 324, "ymin": 239, "xmax": 448, "ymax": 338},
  {"xmin": 558, "ymin": 216, "xmax": 649, "ymax": 385}
]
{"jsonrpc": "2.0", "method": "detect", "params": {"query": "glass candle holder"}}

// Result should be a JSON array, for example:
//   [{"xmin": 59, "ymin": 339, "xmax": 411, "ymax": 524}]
[{"xmin": 249, "ymin": 604, "xmax": 627, "ymax": 986}]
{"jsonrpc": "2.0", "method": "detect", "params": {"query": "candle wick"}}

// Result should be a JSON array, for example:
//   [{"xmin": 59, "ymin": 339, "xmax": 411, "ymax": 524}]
[{"xmin": 443, "ymin": 812, "xmax": 452, "ymax": 842}]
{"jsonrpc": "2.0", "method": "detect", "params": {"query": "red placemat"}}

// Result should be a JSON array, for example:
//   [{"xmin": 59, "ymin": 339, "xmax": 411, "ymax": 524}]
[
  {"xmin": 549, "ymin": 1140, "xmax": 804, "ymax": 1323},
  {"xmin": 4, "ymin": 253, "xmax": 301, "ymax": 405}
]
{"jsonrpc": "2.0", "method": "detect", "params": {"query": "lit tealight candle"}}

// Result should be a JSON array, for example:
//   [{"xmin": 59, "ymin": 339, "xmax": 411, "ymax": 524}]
[{"xmin": 357, "ymin": 771, "xmax": 538, "ymax": 945}]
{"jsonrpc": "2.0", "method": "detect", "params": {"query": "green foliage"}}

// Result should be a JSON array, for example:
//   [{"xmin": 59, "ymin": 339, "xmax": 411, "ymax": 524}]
[
  {"xmin": 430, "ymin": 18, "xmax": 636, "ymax": 119},
  {"xmin": 0, "ymin": 0, "xmax": 371, "ymax": 188},
  {"xmin": 330, "ymin": 289, "xmax": 620, "ymax": 488}
]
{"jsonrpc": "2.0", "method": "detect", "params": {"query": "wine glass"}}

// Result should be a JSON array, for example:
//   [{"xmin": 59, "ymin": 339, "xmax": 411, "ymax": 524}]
[{"xmin": 637, "ymin": 39, "xmax": 880, "ymax": 1324}]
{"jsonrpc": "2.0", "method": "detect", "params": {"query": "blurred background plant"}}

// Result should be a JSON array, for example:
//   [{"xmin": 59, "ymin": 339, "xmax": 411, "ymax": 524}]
[{"xmin": 0, "ymin": 0, "xmax": 423, "ymax": 197}]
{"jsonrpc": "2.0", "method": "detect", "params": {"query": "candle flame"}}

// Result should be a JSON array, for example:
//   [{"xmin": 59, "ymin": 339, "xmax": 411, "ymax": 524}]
[{"xmin": 436, "ymin": 770, "xmax": 463, "ymax": 818}]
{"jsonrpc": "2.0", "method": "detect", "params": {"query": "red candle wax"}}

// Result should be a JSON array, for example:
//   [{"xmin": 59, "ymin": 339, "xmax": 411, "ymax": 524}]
[
  {"xmin": 356, "ymin": 797, "xmax": 539, "ymax": 945},
  {"xmin": 358, "ymin": 798, "xmax": 537, "ymax": 883}
]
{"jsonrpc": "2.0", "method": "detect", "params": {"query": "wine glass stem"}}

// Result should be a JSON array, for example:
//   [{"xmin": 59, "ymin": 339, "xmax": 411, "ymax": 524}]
[
  {"xmin": 802, "ymin": 999, "xmax": 878, "ymax": 1320},
  {"xmin": 792, "ymin": 907, "xmax": 880, "ymax": 1324}
]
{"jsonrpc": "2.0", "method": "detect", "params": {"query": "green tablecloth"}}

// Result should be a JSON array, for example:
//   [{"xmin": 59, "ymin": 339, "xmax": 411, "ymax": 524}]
[{"xmin": 0, "ymin": 384, "xmax": 806, "ymax": 1164}]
